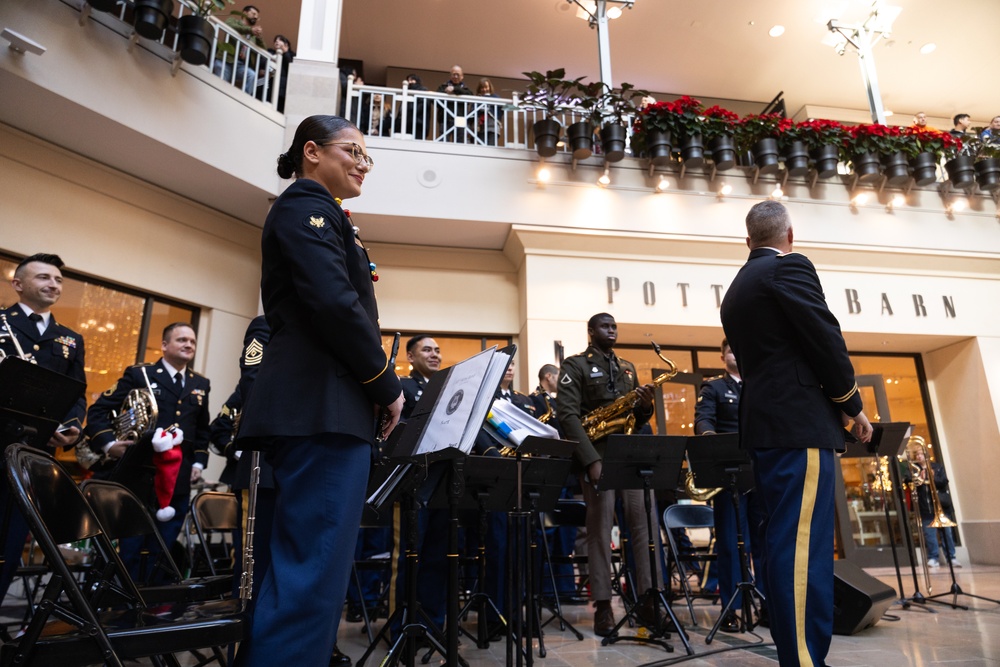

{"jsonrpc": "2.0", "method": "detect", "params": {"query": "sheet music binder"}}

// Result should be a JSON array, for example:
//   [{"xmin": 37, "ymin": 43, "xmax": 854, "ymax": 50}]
[
  {"xmin": 0, "ymin": 357, "xmax": 85, "ymax": 448},
  {"xmin": 383, "ymin": 345, "xmax": 515, "ymax": 463}
]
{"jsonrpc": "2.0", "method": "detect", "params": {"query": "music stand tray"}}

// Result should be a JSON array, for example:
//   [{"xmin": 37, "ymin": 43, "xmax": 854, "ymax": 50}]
[
  {"xmin": 0, "ymin": 357, "xmax": 84, "ymax": 448},
  {"xmin": 685, "ymin": 433, "xmax": 754, "ymax": 492}
]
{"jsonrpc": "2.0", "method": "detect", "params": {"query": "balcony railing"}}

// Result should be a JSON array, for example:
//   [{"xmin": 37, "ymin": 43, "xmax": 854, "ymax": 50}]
[
  {"xmin": 69, "ymin": 0, "xmax": 280, "ymax": 109},
  {"xmin": 344, "ymin": 77, "xmax": 607, "ymax": 153}
]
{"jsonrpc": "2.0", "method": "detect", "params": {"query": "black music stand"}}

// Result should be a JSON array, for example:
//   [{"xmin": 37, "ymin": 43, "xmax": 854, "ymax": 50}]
[
  {"xmin": 597, "ymin": 434, "xmax": 692, "ymax": 655},
  {"xmin": 861, "ymin": 422, "xmax": 934, "ymax": 615},
  {"xmin": 686, "ymin": 433, "xmax": 763, "ymax": 643},
  {"xmin": 359, "ymin": 457, "xmax": 463, "ymax": 667},
  {"xmin": 503, "ymin": 440, "xmax": 573, "ymax": 665},
  {"xmin": 427, "ymin": 455, "xmax": 518, "ymax": 651},
  {"xmin": 0, "ymin": 358, "xmax": 85, "ymax": 577}
]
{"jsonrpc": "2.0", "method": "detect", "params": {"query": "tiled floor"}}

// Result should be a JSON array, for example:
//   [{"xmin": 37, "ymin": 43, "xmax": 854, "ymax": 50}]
[
  {"xmin": 336, "ymin": 565, "xmax": 1000, "ymax": 667},
  {"xmin": 3, "ymin": 564, "xmax": 998, "ymax": 665}
]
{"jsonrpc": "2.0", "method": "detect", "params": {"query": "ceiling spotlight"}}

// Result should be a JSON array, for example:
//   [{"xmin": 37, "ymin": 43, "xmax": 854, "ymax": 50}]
[
  {"xmin": 852, "ymin": 192, "xmax": 869, "ymax": 206},
  {"xmin": 889, "ymin": 194, "xmax": 906, "ymax": 209},
  {"xmin": 771, "ymin": 185, "xmax": 783, "ymax": 199},
  {"xmin": 949, "ymin": 197, "xmax": 968, "ymax": 213},
  {"xmin": 598, "ymin": 168, "xmax": 611, "ymax": 187},
  {"xmin": 884, "ymin": 109, "xmax": 894, "ymax": 117},
  {"xmin": 537, "ymin": 165, "xmax": 551, "ymax": 183},
  {"xmin": 768, "ymin": 25, "xmax": 785, "ymax": 37},
  {"xmin": 919, "ymin": 42, "xmax": 936, "ymax": 54},
  {"xmin": 655, "ymin": 175, "xmax": 669, "ymax": 192},
  {"xmin": 607, "ymin": 6, "xmax": 623, "ymax": 19},
  {"xmin": 718, "ymin": 183, "xmax": 733, "ymax": 196}
]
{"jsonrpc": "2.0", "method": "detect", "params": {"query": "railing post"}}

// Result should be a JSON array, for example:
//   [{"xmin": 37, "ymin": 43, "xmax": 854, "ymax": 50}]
[
  {"xmin": 399, "ymin": 81, "xmax": 411, "ymax": 140},
  {"xmin": 345, "ymin": 74, "xmax": 355, "ymax": 124}
]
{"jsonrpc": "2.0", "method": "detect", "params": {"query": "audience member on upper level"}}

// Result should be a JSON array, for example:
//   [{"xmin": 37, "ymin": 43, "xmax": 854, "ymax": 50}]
[
  {"xmin": 982, "ymin": 116, "xmax": 1000, "ymax": 144},
  {"xmin": 437, "ymin": 66, "xmax": 474, "ymax": 142},
  {"xmin": 950, "ymin": 113, "xmax": 971, "ymax": 138},
  {"xmin": 214, "ymin": 5, "xmax": 266, "ymax": 94},
  {"xmin": 477, "ymin": 78, "xmax": 500, "ymax": 146},
  {"xmin": 911, "ymin": 111, "xmax": 938, "ymax": 133},
  {"xmin": 269, "ymin": 34, "xmax": 295, "ymax": 113},
  {"xmin": 397, "ymin": 74, "xmax": 429, "ymax": 139}
]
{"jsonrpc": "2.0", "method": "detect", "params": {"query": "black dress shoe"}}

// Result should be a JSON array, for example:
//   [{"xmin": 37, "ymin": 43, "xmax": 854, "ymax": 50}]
[
  {"xmin": 346, "ymin": 606, "xmax": 363, "ymax": 623},
  {"xmin": 330, "ymin": 645, "xmax": 352, "ymax": 667},
  {"xmin": 594, "ymin": 604, "xmax": 616, "ymax": 637},
  {"xmin": 720, "ymin": 612, "xmax": 741, "ymax": 634}
]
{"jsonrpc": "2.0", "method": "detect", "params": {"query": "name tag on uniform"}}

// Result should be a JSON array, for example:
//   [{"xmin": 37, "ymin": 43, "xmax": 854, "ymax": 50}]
[
  {"xmin": 589, "ymin": 369, "xmax": 605, "ymax": 378},
  {"xmin": 724, "ymin": 391, "xmax": 738, "ymax": 400}
]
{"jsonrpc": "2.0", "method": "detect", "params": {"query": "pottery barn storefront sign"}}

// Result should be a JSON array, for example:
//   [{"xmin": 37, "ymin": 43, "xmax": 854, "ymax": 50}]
[{"xmin": 606, "ymin": 277, "xmax": 957, "ymax": 319}]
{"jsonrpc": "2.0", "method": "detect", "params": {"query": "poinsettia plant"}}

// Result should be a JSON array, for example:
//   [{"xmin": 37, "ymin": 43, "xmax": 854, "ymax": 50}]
[
  {"xmin": 701, "ymin": 105, "xmax": 739, "ymax": 141},
  {"xmin": 734, "ymin": 113, "xmax": 792, "ymax": 153},
  {"xmin": 793, "ymin": 119, "xmax": 850, "ymax": 151},
  {"xmin": 632, "ymin": 96, "xmax": 703, "ymax": 138},
  {"xmin": 902, "ymin": 127, "xmax": 963, "ymax": 160},
  {"xmin": 844, "ymin": 124, "xmax": 910, "ymax": 157}
]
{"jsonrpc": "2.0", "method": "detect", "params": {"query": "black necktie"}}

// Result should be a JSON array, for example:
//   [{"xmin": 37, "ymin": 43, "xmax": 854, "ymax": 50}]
[
  {"xmin": 173, "ymin": 372, "xmax": 183, "ymax": 390},
  {"xmin": 27, "ymin": 313, "xmax": 43, "ymax": 334},
  {"xmin": 607, "ymin": 354, "xmax": 619, "ymax": 395},
  {"xmin": 501, "ymin": 391, "xmax": 511, "ymax": 401}
]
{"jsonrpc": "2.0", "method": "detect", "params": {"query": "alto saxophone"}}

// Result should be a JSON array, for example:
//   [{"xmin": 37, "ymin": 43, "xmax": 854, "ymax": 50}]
[{"xmin": 580, "ymin": 341, "xmax": 678, "ymax": 442}]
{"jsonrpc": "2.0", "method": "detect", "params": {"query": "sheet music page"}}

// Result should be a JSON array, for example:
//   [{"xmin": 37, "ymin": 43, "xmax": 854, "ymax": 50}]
[
  {"xmin": 415, "ymin": 347, "xmax": 495, "ymax": 455},
  {"xmin": 457, "ymin": 347, "xmax": 512, "ymax": 452},
  {"xmin": 490, "ymin": 398, "xmax": 559, "ymax": 443}
]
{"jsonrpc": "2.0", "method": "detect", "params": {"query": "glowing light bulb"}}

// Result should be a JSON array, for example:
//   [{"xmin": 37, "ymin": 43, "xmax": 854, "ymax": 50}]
[
  {"xmin": 598, "ymin": 169, "xmax": 611, "ymax": 187},
  {"xmin": 719, "ymin": 183, "xmax": 733, "ymax": 196},
  {"xmin": 537, "ymin": 166, "xmax": 551, "ymax": 183},
  {"xmin": 656, "ymin": 175, "xmax": 669, "ymax": 192}
]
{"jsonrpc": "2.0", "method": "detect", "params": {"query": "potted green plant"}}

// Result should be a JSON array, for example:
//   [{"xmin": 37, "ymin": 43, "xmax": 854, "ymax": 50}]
[
  {"xmin": 133, "ymin": 0, "xmax": 174, "ymax": 40},
  {"xmin": 702, "ymin": 105, "xmax": 739, "ymax": 171},
  {"xmin": 521, "ymin": 69, "xmax": 586, "ymax": 158},
  {"xmin": 568, "ymin": 81, "xmax": 608, "ymax": 160},
  {"xmin": 966, "ymin": 136, "xmax": 1000, "ymax": 193},
  {"xmin": 178, "ymin": 0, "xmax": 233, "ymax": 66},
  {"xmin": 794, "ymin": 119, "xmax": 849, "ymax": 178},
  {"xmin": 591, "ymin": 82, "xmax": 646, "ymax": 163},
  {"xmin": 735, "ymin": 113, "xmax": 790, "ymax": 174}
]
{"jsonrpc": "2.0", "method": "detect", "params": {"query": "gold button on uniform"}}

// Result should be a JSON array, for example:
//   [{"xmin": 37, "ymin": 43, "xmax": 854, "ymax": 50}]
[
  {"xmin": 176, "ymin": 410, "xmax": 181, "ymax": 416},
  {"xmin": 33, "ymin": 345, "xmax": 40, "ymax": 351}
]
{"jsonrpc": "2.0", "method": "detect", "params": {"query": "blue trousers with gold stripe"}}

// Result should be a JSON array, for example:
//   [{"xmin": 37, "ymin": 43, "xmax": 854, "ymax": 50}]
[{"xmin": 752, "ymin": 448, "xmax": 834, "ymax": 667}]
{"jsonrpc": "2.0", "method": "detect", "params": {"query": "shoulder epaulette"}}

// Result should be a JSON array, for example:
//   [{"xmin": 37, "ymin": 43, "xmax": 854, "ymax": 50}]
[{"xmin": 776, "ymin": 251, "xmax": 805, "ymax": 258}]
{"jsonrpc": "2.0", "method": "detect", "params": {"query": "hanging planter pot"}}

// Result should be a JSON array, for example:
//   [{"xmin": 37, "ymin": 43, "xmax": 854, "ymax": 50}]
[
  {"xmin": 909, "ymin": 151, "xmax": 938, "ymax": 186},
  {"xmin": 566, "ymin": 121, "xmax": 593, "ymax": 160},
  {"xmin": 678, "ymin": 133, "xmax": 705, "ymax": 168},
  {"xmin": 133, "ymin": 0, "xmax": 173, "ymax": 40},
  {"xmin": 599, "ymin": 123, "xmax": 627, "ymax": 163},
  {"xmin": 532, "ymin": 119, "xmax": 562, "ymax": 158},
  {"xmin": 781, "ymin": 140, "xmax": 810, "ymax": 177},
  {"xmin": 944, "ymin": 155, "xmax": 976, "ymax": 189},
  {"xmin": 177, "ymin": 15, "xmax": 214, "ymax": 66},
  {"xmin": 645, "ymin": 130, "xmax": 673, "ymax": 166},
  {"xmin": 850, "ymin": 152, "xmax": 881, "ymax": 183},
  {"xmin": 810, "ymin": 145, "xmax": 840, "ymax": 179},
  {"xmin": 751, "ymin": 138, "xmax": 780, "ymax": 174},
  {"xmin": 707, "ymin": 135, "xmax": 736, "ymax": 171},
  {"xmin": 974, "ymin": 157, "xmax": 1000, "ymax": 193},
  {"xmin": 881, "ymin": 151, "xmax": 911, "ymax": 186}
]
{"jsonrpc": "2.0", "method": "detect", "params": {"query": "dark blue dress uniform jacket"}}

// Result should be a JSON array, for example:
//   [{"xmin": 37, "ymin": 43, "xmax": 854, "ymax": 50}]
[
  {"xmin": 694, "ymin": 375, "xmax": 740, "ymax": 435},
  {"xmin": 0, "ymin": 304, "xmax": 87, "ymax": 431},
  {"xmin": 720, "ymin": 248, "xmax": 862, "ymax": 450},
  {"xmin": 237, "ymin": 178, "xmax": 401, "ymax": 447},
  {"xmin": 86, "ymin": 359, "xmax": 211, "ymax": 505}
]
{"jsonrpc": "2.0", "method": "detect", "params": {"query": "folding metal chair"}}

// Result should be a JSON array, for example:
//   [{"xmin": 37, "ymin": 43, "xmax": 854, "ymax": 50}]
[
  {"xmin": 189, "ymin": 491, "xmax": 239, "ymax": 577},
  {"xmin": 1, "ymin": 444, "xmax": 244, "ymax": 667},
  {"xmin": 662, "ymin": 503, "xmax": 717, "ymax": 626},
  {"xmin": 80, "ymin": 479, "xmax": 233, "ymax": 603}
]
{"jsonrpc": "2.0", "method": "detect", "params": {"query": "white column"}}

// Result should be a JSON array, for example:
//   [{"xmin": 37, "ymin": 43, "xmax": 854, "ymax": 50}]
[{"xmin": 295, "ymin": 0, "xmax": 343, "ymax": 63}]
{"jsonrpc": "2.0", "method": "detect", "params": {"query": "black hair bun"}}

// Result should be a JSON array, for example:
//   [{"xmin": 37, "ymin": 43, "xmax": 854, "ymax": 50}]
[{"xmin": 276, "ymin": 151, "xmax": 296, "ymax": 179}]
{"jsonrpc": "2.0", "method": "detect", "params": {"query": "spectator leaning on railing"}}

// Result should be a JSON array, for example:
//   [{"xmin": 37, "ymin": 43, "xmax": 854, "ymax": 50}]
[
  {"xmin": 213, "ymin": 4, "xmax": 266, "ymax": 95},
  {"xmin": 950, "ymin": 113, "xmax": 971, "ymax": 139},
  {"xmin": 982, "ymin": 116, "xmax": 1000, "ymax": 144}
]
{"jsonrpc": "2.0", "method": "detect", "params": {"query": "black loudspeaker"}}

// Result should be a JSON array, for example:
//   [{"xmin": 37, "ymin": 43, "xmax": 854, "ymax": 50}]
[{"xmin": 832, "ymin": 560, "xmax": 896, "ymax": 635}]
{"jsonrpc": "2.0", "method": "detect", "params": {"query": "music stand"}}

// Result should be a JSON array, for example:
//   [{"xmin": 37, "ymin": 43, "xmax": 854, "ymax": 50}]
[
  {"xmin": 597, "ymin": 434, "xmax": 692, "ymax": 655},
  {"xmin": 0, "ymin": 357, "xmax": 85, "ymax": 587},
  {"xmin": 686, "ymin": 433, "xmax": 763, "ymax": 643},
  {"xmin": 862, "ymin": 422, "xmax": 934, "ymax": 615}
]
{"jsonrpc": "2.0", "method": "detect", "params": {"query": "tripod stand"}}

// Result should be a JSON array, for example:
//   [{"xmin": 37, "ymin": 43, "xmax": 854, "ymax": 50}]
[{"xmin": 598, "ymin": 435, "xmax": 692, "ymax": 655}]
